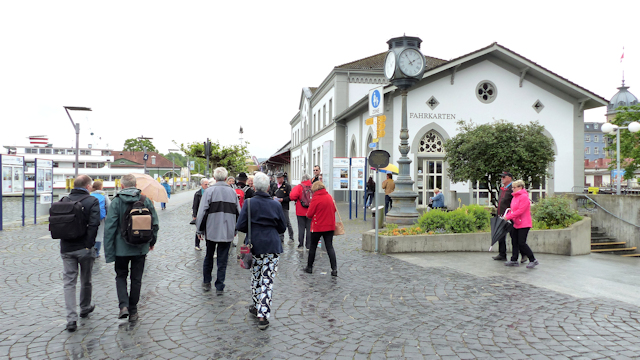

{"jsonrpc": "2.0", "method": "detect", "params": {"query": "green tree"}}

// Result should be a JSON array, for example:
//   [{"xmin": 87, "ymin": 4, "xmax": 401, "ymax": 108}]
[
  {"xmin": 123, "ymin": 138, "xmax": 157, "ymax": 152},
  {"xmin": 163, "ymin": 152, "xmax": 186, "ymax": 168},
  {"xmin": 605, "ymin": 105, "xmax": 640, "ymax": 180},
  {"xmin": 174, "ymin": 140, "xmax": 250, "ymax": 176},
  {"xmin": 443, "ymin": 120, "xmax": 555, "ymax": 206}
]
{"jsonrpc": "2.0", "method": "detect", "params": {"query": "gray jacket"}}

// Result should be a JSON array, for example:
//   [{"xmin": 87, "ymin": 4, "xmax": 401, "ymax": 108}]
[{"xmin": 196, "ymin": 182, "xmax": 240, "ymax": 242}]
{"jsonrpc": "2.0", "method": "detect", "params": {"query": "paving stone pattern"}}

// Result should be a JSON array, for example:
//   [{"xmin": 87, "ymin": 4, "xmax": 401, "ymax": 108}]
[{"xmin": 1, "ymin": 201, "xmax": 640, "ymax": 359}]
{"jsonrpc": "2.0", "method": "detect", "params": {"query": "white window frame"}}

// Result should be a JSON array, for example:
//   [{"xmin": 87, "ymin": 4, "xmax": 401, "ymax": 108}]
[{"xmin": 586, "ymin": 135, "xmax": 591, "ymax": 142}]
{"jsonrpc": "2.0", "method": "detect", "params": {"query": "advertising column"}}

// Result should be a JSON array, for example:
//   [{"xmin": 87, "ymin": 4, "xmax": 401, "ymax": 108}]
[{"xmin": 0, "ymin": 154, "xmax": 26, "ymax": 230}]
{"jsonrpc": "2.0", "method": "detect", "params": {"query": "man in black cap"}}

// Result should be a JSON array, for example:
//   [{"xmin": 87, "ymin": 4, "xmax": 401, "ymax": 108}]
[
  {"xmin": 270, "ymin": 172, "xmax": 294, "ymax": 243},
  {"xmin": 493, "ymin": 171, "xmax": 526, "ymax": 262},
  {"xmin": 236, "ymin": 172, "xmax": 254, "ymax": 200}
]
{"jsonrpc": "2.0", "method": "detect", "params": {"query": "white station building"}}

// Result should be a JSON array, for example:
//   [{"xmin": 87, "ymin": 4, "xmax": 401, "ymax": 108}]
[{"xmin": 288, "ymin": 42, "xmax": 607, "ymax": 208}]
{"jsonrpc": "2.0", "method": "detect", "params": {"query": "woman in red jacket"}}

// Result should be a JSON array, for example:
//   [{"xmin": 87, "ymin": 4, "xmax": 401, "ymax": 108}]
[
  {"xmin": 503, "ymin": 180, "xmax": 539, "ymax": 268},
  {"xmin": 304, "ymin": 181, "xmax": 338, "ymax": 276}
]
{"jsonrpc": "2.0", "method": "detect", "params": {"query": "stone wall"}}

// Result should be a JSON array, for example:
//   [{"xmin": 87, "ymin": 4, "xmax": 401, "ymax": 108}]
[{"xmin": 362, "ymin": 217, "xmax": 591, "ymax": 255}]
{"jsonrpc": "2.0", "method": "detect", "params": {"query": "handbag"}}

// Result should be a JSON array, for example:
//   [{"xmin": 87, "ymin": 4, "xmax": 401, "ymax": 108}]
[
  {"xmin": 237, "ymin": 199, "xmax": 253, "ymax": 269},
  {"xmin": 333, "ymin": 198, "xmax": 345, "ymax": 236}
]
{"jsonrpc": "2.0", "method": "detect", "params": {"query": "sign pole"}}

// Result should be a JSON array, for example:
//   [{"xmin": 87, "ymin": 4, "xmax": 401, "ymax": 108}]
[
  {"xmin": 0, "ymin": 155, "xmax": 3, "ymax": 231},
  {"xmin": 34, "ymin": 159, "xmax": 37, "ymax": 225},
  {"xmin": 22, "ymin": 157, "xmax": 25, "ymax": 226},
  {"xmin": 349, "ymin": 158, "xmax": 352, "ymax": 220},
  {"xmin": 364, "ymin": 158, "xmax": 367, "ymax": 221}
]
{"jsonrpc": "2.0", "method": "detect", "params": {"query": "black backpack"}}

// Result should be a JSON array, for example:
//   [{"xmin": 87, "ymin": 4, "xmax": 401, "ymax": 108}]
[
  {"xmin": 49, "ymin": 194, "xmax": 91, "ymax": 240},
  {"xmin": 121, "ymin": 195, "xmax": 154, "ymax": 246}
]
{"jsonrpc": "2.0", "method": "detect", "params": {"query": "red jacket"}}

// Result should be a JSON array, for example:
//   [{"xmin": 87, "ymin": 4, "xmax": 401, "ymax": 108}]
[
  {"xmin": 306, "ymin": 188, "xmax": 336, "ymax": 233},
  {"xmin": 290, "ymin": 180, "xmax": 312, "ymax": 216},
  {"xmin": 504, "ymin": 189, "xmax": 532, "ymax": 229}
]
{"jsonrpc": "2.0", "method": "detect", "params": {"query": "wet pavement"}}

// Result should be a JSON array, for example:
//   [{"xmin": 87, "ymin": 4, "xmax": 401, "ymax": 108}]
[{"xmin": 1, "ymin": 190, "xmax": 640, "ymax": 359}]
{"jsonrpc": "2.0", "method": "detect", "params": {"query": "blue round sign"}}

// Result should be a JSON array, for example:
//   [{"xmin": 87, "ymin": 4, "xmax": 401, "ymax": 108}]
[
  {"xmin": 371, "ymin": 89, "xmax": 381, "ymax": 109},
  {"xmin": 143, "ymin": 153, "xmax": 149, "ymax": 161}
]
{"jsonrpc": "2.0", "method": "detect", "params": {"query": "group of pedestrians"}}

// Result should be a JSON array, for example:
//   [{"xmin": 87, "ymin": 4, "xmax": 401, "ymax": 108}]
[{"xmin": 58, "ymin": 174, "xmax": 158, "ymax": 332}]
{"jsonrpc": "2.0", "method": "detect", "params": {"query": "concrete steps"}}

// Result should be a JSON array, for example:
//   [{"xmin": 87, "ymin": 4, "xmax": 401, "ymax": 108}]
[{"xmin": 590, "ymin": 226, "xmax": 639, "ymax": 256}]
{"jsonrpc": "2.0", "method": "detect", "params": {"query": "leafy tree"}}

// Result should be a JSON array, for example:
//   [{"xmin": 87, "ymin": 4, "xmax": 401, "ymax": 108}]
[
  {"xmin": 443, "ymin": 120, "xmax": 555, "ymax": 206},
  {"xmin": 605, "ymin": 105, "xmax": 640, "ymax": 180},
  {"xmin": 163, "ymin": 152, "xmax": 186, "ymax": 168},
  {"xmin": 173, "ymin": 140, "xmax": 250, "ymax": 176},
  {"xmin": 123, "ymin": 138, "xmax": 157, "ymax": 153}
]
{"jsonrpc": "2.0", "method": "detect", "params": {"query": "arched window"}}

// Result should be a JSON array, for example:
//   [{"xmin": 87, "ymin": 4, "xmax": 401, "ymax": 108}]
[{"xmin": 418, "ymin": 131, "xmax": 445, "ymax": 154}]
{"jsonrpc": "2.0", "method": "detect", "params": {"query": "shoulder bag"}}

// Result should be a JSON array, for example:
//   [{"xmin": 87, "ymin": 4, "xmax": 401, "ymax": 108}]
[{"xmin": 333, "ymin": 198, "xmax": 345, "ymax": 236}]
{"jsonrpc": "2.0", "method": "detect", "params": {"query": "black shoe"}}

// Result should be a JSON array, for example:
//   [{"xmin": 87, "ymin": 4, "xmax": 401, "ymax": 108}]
[
  {"xmin": 79, "ymin": 305, "xmax": 95, "ymax": 318},
  {"xmin": 289, "ymin": 238, "xmax": 295, "ymax": 242},
  {"xmin": 128, "ymin": 313, "xmax": 139, "ymax": 322},
  {"xmin": 331, "ymin": 270, "xmax": 338, "ymax": 277},
  {"xmin": 248, "ymin": 306, "xmax": 257, "ymax": 317},
  {"xmin": 492, "ymin": 255, "xmax": 507, "ymax": 261},
  {"xmin": 202, "ymin": 283, "xmax": 211, "ymax": 292},
  {"xmin": 258, "ymin": 319, "xmax": 270, "ymax": 330},
  {"xmin": 216, "ymin": 289, "xmax": 224, "ymax": 296},
  {"xmin": 304, "ymin": 266, "xmax": 313, "ymax": 274},
  {"xmin": 520, "ymin": 256, "xmax": 529, "ymax": 264},
  {"xmin": 66, "ymin": 321, "xmax": 77, "ymax": 332},
  {"xmin": 118, "ymin": 307, "xmax": 129, "ymax": 319}
]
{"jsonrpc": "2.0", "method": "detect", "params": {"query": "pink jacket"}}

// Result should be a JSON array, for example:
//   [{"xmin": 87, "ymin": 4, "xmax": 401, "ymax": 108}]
[{"xmin": 504, "ymin": 189, "xmax": 532, "ymax": 229}]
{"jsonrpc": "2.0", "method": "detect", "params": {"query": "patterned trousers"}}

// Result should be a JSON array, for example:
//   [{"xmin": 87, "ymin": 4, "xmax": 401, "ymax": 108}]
[{"xmin": 251, "ymin": 253, "xmax": 279, "ymax": 319}]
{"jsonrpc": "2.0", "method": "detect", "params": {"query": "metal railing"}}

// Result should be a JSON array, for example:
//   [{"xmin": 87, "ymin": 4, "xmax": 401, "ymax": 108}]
[{"xmin": 576, "ymin": 194, "xmax": 640, "ymax": 229}]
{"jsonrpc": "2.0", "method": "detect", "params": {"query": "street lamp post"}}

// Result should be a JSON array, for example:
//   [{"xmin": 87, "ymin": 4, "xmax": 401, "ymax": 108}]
[
  {"xmin": 601, "ymin": 121, "xmax": 640, "ymax": 195},
  {"xmin": 63, "ymin": 106, "xmax": 92, "ymax": 178},
  {"xmin": 137, "ymin": 136, "xmax": 153, "ymax": 175},
  {"xmin": 168, "ymin": 148, "xmax": 181, "ymax": 194}
]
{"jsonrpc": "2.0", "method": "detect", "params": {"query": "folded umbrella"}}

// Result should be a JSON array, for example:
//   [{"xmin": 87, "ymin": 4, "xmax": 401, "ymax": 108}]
[
  {"xmin": 131, "ymin": 173, "xmax": 169, "ymax": 203},
  {"xmin": 489, "ymin": 216, "xmax": 513, "ymax": 251}
]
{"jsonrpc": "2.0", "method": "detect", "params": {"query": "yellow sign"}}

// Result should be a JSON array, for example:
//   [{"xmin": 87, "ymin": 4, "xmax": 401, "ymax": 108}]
[
  {"xmin": 377, "ymin": 115, "xmax": 386, "ymax": 122},
  {"xmin": 365, "ymin": 115, "xmax": 386, "ymax": 126},
  {"xmin": 377, "ymin": 130, "xmax": 386, "ymax": 138},
  {"xmin": 372, "ymin": 138, "xmax": 379, "ymax": 143},
  {"xmin": 365, "ymin": 117, "xmax": 374, "ymax": 125},
  {"xmin": 377, "ymin": 123, "xmax": 386, "ymax": 131}
]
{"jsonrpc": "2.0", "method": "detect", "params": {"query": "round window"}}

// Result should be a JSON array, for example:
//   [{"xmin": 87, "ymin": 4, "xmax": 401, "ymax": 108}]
[{"xmin": 476, "ymin": 81, "xmax": 497, "ymax": 104}]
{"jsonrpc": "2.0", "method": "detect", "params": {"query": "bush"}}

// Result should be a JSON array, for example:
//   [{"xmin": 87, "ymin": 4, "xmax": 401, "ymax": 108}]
[
  {"xmin": 465, "ymin": 204, "xmax": 492, "ymax": 232},
  {"xmin": 445, "ymin": 209, "xmax": 476, "ymax": 233},
  {"xmin": 531, "ymin": 196, "xmax": 581, "ymax": 229},
  {"xmin": 417, "ymin": 209, "xmax": 448, "ymax": 232}
]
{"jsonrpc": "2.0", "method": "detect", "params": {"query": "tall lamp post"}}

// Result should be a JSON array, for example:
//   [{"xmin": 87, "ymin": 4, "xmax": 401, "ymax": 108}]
[
  {"xmin": 64, "ymin": 106, "xmax": 92, "ymax": 178},
  {"xmin": 601, "ymin": 121, "xmax": 640, "ymax": 195},
  {"xmin": 138, "ymin": 136, "xmax": 153, "ymax": 175},
  {"xmin": 382, "ymin": 36, "xmax": 426, "ymax": 224},
  {"xmin": 168, "ymin": 148, "xmax": 181, "ymax": 194}
]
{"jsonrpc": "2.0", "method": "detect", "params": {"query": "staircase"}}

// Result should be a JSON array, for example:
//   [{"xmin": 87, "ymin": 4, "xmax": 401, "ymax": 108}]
[{"xmin": 591, "ymin": 226, "xmax": 640, "ymax": 257}]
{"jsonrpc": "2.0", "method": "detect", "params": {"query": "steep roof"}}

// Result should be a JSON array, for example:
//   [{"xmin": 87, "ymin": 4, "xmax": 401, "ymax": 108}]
[
  {"xmin": 335, "ymin": 52, "xmax": 447, "ymax": 71},
  {"xmin": 112, "ymin": 151, "xmax": 174, "ymax": 168}
]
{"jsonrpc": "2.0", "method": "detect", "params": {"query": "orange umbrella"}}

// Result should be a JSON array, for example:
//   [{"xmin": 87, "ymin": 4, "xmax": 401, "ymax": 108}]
[{"xmin": 131, "ymin": 173, "xmax": 169, "ymax": 203}]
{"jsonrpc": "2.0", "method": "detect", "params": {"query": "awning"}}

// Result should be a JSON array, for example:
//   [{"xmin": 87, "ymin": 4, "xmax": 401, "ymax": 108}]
[{"xmin": 264, "ymin": 143, "xmax": 290, "ymax": 165}]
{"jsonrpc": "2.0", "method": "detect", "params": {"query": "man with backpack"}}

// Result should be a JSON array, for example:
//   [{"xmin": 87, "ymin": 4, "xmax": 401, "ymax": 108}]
[
  {"xmin": 236, "ymin": 172, "xmax": 254, "ymax": 200},
  {"xmin": 290, "ymin": 173, "xmax": 313, "ymax": 250},
  {"xmin": 103, "ymin": 174, "xmax": 159, "ymax": 322},
  {"xmin": 51, "ymin": 174, "xmax": 100, "ymax": 332}
]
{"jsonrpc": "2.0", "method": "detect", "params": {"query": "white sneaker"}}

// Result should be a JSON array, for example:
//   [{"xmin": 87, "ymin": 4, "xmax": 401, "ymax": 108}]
[{"xmin": 195, "ymin": 246, "xmax": 202, "ymax": 251}]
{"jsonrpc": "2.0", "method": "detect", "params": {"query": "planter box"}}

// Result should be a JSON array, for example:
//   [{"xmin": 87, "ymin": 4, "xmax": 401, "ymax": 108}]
[{"xmin": 362, "ymin": 217, "xmax": 591, "ymax": 256}]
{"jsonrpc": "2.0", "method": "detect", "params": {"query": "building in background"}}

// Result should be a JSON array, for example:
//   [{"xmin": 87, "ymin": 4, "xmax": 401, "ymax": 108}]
[{"xmin": 584, "ymin": 122, "xmax": 607, "ymax": 161}]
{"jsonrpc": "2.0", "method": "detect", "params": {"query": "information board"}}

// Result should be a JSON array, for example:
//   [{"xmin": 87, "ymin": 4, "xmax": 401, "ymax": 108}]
[
  {"xmin": 350, "ymin": 157, "xmax": 366, "ymax": 191},
  {"xmin": 35, "ymin": 159, "xmax": 53, "ymax": 193},
  {"xmin": 332, "ymin": 158, "xmax": 350, "ymax": 190},
  {"xmin": 1, "ymin": 155, "xmax": 25, "ymax": 195}
]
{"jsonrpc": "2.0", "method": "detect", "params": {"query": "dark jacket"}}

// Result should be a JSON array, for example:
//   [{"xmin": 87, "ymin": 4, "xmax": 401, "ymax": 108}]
[
  {"xmin": 196, "ymin": 182, "xmax": 240, "ymax": 242},
  {"xmin": 103, "ymin": 187, "xmax": 160, "ymax": 263},
  {"xmin": 497, "ymin": 183, "xmax": 513, "ymax": 217},
  {"xmin": 269, "ymin": 180, "xmax": 291, "ymax": 211},
  {"xmin": 235, "ymin": 192, "xmax": 286, "ymax": 255},
  {"xmin": 60, "ymin": 188, "xmax": 101, "ymax": 253},
  {"xmin": 192, "ymin": 188, "xmax": 204, "ymax": 218},
  {"xmin": 306, "ymin": 188, "xmax": 336, "ymax": 233},
  {"xmin": 237, "ymin": 181, "xmax": 255, "ymax": 199}
]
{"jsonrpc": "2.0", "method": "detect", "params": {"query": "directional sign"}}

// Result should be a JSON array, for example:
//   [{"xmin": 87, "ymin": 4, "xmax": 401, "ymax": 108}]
[
  {"xmin": 143, "ymin": 153, "xmax": 149, "ymax": 161},
  {"xmin": 368, "ymin": 142, "xmax": 377, "ymax": 148},
  {"xmin": 369, "ymin": 86, "xmax": 384, "ymax": 117},
  {"xmin": 377, "ymin": 115, "xmax": 386, "ymax": 122},
  {"xmin": 377, "ymin": 123, "xmax": 386, "ymax": 131},
  {"xmin": 377, "ymin": 130, "xmax": 386, "ymax": 138},
  {"xmin": 372, "ymin": 138, "xmax": 379, "ymax": 143},
  {"xmin": 365, "ymin": 115, "xmax": 386, "ymax": 126},
  {"xmin": 365, "ymin": 117, "xmax": 374, "ymax": 126}
]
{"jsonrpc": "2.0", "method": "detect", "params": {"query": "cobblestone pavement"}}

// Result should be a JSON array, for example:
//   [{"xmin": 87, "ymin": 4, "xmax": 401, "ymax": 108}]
[{"xmin": 2, "ymin": 195, "xmax": 640, "ymax": 359}]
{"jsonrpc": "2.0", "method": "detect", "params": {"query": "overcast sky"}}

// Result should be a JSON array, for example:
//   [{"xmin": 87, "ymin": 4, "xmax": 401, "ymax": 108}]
[{"xmin": 1, "ymin": 1, "xmax": 638, "ymax": 158}]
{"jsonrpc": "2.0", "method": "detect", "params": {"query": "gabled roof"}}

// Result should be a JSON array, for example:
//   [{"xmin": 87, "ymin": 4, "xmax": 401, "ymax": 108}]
[
  {"xmin": 335, "ymin": 51, "xmax": 447, "ymax": 72},
  {"xmin": 112, "ymin": 151, "xmax": 174, "ymax": 168}
]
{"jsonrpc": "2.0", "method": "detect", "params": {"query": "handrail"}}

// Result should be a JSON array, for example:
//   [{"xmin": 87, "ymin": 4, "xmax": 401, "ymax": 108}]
[{"xmin": 579, "ymin": 194, "xmax": 640, "ymax": 228}]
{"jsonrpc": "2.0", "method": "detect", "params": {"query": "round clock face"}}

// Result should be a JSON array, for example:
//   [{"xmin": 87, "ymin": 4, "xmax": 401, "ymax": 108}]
[
  {"xmin": 398, "ymin": 48, "xmax": 424, "ymax": 77},
  {"xmin": 384, "ymin": 51, "xmax": 396, "ymax": 79}
]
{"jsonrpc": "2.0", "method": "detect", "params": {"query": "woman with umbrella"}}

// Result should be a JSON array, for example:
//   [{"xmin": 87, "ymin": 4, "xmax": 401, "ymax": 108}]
[{"xmin": 503, "ymin": 180, "xmax": 539, "ymax": 268}]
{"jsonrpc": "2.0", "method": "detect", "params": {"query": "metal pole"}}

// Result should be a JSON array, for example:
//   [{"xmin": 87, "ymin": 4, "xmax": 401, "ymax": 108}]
[
  {"xmin": 375, "ymin": 170, "xmax": 379, "ymax": 252},
  {"xmin": 364, "ymin": 158, "xmax": 367, "ymax": 221},
  {"xmin": 617, "ymin": 128, "xmax": 621, "ymax": 195},
  {"xmin": 143, "ymin": 146, "xmax": 147, "ymax": 174},
  {"xmin": 0, "ymin": 155, "xmax": 3, "ymax": 231},
  {"xmin": 74, "ymin": 123, "xmax": 80, "ymax": 178},
  {"xmin": 22, "ymin": 159, "xmax": 25, "ymax": 226},
  {"xmin": 34, "ymin": 160, "xmax": 37, "ymax": 225},
  {"xmin": 172, "ymin": 157, "xmax": 175, "ymax": 194}
]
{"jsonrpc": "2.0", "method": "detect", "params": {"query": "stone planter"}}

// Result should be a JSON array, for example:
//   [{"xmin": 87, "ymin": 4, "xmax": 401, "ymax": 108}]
[{"xmin": 362, "ymin": 217, "xmax": 591, "ymax": 256}]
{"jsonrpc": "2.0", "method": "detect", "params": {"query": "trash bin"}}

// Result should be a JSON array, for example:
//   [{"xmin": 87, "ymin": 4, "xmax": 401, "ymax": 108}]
[{"xmin": 371, "ymin": 205, "xmax": 385, "ymax": 229}]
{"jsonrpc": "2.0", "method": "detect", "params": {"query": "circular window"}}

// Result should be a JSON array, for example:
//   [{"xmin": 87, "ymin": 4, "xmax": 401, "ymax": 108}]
[{"xmin": 476, "ymin": 81, "xmax": 497, "ymax": 104}]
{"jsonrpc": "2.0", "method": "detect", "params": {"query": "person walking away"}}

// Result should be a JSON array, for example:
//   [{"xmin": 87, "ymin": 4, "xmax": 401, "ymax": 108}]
[
  {"xmin": 161, "ymin": 180, "xmax": 171, "ymax": 210},
  {"xmin": 236, "ymin": 172, "xmax": 286, "ymax": 330},
  {"xmin": 503, "ymin": 180, "xmax": 539, "ymax": 268},
  {"xmin": 304, "ymin": 181, "xmax": 338, "ymax": 276},
  {"xmin": 269, "ymin": 172, "xmax": 294, "ymax": 243},
  {"xmin": 57, "ymin": 175, "xmax": 100, "ymax": 332},
  {"xmin": 290, "ymin": 173, "xmax": 313, "ymax": 250},
  {"xmin": 196, "ymin": 167, "xmax": 240, "ymax": 295},
  {"xmin": 312, "ymin": 165, "xmax": 321, "ymax": 183},
  {"xmin": 430, "ymin": 188, "xmax": 445, "ymax": 209},
  {"xmin": 382, "ymin": 173, "xmax": 395, "ymax": 214},
  {"xmin": 103, "ymin": 174, "xmax": 159, "ymax": 322},
  {"xmin": 192, "ymin": 178, "xmax": 209, "ymax": 251},
  {"xmin": 365, "ymin": 176, "xmax": 375, "ymax": 208},
  {"xmin": 492, "ymin": 171, "xmax": 526, "ymax": 262},
  {"xmin": 90, "ymin": 180, "xmax": 111, "ymax": 258}
]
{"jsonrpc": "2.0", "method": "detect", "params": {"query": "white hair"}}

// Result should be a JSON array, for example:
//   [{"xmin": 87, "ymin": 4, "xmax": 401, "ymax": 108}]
[
  {"xmin": 208, "ymin": 178, "xmax": 216, "ymax": 185},
  {"xmin": 213, "ymin": 167, "xmax": 228, "ymax": 182},
  {"xmin": 253, "ymin": 172, "xmax": 270, "ymax": 192},
  {"xmin": 301, "ymin": 173, "xmax": 311, "ymax": 182},
  {"xmin": 200, "ymin": 178, "xmax": 208, "ymax": 185}
]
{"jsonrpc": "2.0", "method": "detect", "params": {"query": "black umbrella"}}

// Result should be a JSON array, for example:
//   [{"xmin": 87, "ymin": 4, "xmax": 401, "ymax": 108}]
[{"xmin": 489, "ymin": 216, "xmax": 513, "ymax": 251}]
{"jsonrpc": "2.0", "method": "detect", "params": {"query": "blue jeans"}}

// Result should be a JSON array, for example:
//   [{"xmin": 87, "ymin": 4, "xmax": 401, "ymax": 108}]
[
  {"xmin": 385, "ymin": 195, "xmax": 393, "ymax": 214},
  {"xmin": 365, "ymin": 192, "xmax": 374, "ymax": 207},
  {"xmin": 203, "ymin": 240, "xmax": 231, "ymax": 291}
]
